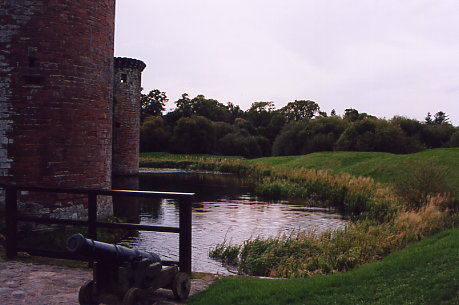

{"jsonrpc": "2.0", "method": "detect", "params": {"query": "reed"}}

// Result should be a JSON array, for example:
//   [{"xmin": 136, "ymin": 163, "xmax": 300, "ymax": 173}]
[
  {"xmin": 210, "ymin": 195, "xmax": 456, "ymax": 278},
  {"xmin": 141, "ymin": 153, "xmax": 401, "ymax": 221},
  {"xmin": 141, "ymin": 152, "xmax": 458, "ymax": 278}
]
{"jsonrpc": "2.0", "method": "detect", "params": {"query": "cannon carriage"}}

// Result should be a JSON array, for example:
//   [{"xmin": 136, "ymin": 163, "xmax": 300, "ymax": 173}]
[{"xmin": 66, "ymin": 234, "xmax": 191, "ymax": 305}]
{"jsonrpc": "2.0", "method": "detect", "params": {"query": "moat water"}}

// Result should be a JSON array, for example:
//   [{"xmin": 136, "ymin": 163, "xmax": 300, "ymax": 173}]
[{"xmin": 119, "ymin": 169, "xmax": 348, "ymax": 274}]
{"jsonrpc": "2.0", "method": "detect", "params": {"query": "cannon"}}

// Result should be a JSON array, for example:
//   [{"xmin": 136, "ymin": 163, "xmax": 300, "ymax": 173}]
[{"xmin": 66, "ymin": 234, "xmax": 191, "ymax": 305}]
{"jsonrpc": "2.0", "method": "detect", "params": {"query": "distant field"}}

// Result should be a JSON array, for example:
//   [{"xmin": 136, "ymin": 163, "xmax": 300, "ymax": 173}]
[
  {"xmin": 188, "ymin": 227, "xmax": 459, "ymax": 305},
  {"xmin": 249, "ymin": 148, "xmax": 459, "ymax": 192},
  {"xmin": 140, "ymin": 148, "xmax": 459, "ymax": 192}
]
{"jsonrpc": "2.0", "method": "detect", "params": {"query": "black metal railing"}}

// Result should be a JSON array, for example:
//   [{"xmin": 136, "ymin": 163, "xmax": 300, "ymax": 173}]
[{"xmin": 0, "ymin": 184, "xmax": 194, "ymax": 274}]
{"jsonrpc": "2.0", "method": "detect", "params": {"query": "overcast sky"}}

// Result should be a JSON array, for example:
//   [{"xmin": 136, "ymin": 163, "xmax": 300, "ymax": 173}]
[{"xmin": 115, "ymin": 0, "xmax": 459, "ymax": 125}]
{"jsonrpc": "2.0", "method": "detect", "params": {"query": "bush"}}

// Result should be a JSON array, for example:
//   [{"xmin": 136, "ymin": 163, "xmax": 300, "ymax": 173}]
[
  {"xmin": 140, "ymin": 116, "xmax": 171, "ymax": 152},
  {"xmin": 217, "ymin": 132, "xmax": 270, "ymax": 158},
  {"xmin": 448, "ymin": 130, "xmax": 459, "ymax": 147},
  {"xmin": 393, "ymin": 162, "xmax": 453, "ymax": 209},
  {"xmin": 335, "ymin": 118, "xmax": 423, "ymax": 153},
  {"xmin": 273, "ymin": 117, "xmax": 348, "ymax": 156},
  {"xmin": 171, "ymin": 116, "xmax": 216, "ymax": 154},
  {"xmin": 420, "ymin": 123, "xmax": 455, "ymax": 148}
]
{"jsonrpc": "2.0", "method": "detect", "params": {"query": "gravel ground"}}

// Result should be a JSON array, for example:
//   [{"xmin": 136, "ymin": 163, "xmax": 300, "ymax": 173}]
[{"xmin": 0, "ymin": 259, "xmax": 216, "ymax": 305}]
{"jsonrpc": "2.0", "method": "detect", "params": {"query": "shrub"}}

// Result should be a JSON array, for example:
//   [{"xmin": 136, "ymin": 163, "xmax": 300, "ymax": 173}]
[
  {"xmin": 393, "ymin": 162, "xmax": 453, "ymax": 209},
  {"xmin": 171, "ymin": 116, "xmax": 216, "ymax": 154},
  {"xmin": 420, "ymin": 123, "xmax": 455, "ymax": 148},
  {"xmin": 273, "ymin": 117, "xmax": 348, "ymax": 156},
  {"xmin": 217, "ymin": 133, "xmax": 270, "ymax": 158},
  {"xmin": 140, "ymin": 116, "xmax": 171, "ymax": 152},
  {"xmin": 448, "ymin": 130, "xmax": 459, "ymax": 147},
  {"xmin": 335, "ymin": 118, "xmax": 423, "ymax": 154}
]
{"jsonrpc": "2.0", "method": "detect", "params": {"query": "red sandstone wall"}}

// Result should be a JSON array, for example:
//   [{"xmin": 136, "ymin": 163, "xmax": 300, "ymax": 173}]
[
  {"xmin": 0, "ymin": 0, "xmax": 115, "ymax": 188},
  {"xmin": 0, "ymin": 1, "xmax": 116, "ymax": 217},
  {"xmin": 113, "ymin": 58, "xmax": 145, "ymax": 176}
]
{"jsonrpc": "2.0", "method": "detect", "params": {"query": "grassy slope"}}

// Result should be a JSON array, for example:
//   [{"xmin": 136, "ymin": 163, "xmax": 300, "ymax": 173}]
[
  {"xmin": 189, "ymin": 227, "xmax": 459, "ymax": 305},
  {"xmin": 249, "ymin": 148, "xmax": 459, "ymax": 191},
  {"xmin": 140, "ymin": 148, "xmax": 459, "ymax": 191}
]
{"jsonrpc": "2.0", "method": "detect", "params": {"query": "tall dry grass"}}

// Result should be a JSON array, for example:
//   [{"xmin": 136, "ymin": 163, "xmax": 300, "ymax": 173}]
[
  {"xmin": 143, "ymin": 153, "xmax": 458, "ymax": 278},
  {"xmin": 143, "ymin": 154, "xmax": 401, "ymax": 221},
  {"xmin": 211, "ymin": 194, "xmax": 456, "ymax": 278}
]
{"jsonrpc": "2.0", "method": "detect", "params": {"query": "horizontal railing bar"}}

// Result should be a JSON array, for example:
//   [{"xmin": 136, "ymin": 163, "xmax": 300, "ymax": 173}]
[
  {"xmin": 16, "ymin": 217, "xmax": 180, "ymax": 233},
  {"xmin": 0, "ymin": 184, "xmax": 194, "ymax": 199},
  {"xmin": 95, "ymin": 222, "xmax": 180, "ymax": 233},
  {"xmin": 18, "ymin": 216, "xmax": 88, "ymax": 226},
  {"xmin": 3, "ymin": 183, "xmax": 193, "ymax": 273}
]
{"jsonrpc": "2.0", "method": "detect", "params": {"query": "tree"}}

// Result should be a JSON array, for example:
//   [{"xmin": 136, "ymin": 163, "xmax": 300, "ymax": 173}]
[
  {"xmin": 171, "ymin": 116, "xmax": 216, "ymax": 154},
  {"xmin": 433, "ymin": 111, "xmax": 449, "ymax": 125},
  {"xmin": 425, "ymin": 111, "xmax": 449, "ymax": 125},
  {"xmin": 248, "ymin": 101, "xmax": 276, "ymax": 113},
  {"xmin": 246, "ymin": 101, "xmax": 277, "ymax": 131},
  {"xmin": 174, "ymin": 93, "xmax": 193, "ymax": 117},
  {"xmin": 234, "ymin": 118, "xmax": 256, "ymax": 135},
  {"xmin": 281, "ymin": 100, "xmax": 321, "ymax": 121},
  {"xmin": 335, "ymin": 118, "xmax": 422, "ymax": 153},
  {"xmin": 226, "ymin": 102, "xmax": 244, "ymax": 122},
  {"xmin": 140, "ymin": 116, "xmax": 171, "ymax": 152},
  {"xmin": 343, "ymin": 108, "xmax": 373, "ymax": 122},
  {"xmin": 273, "ymin": 116, "xmax": 348, "ymax": 156},
  {"xmin": 217, "ymin": 132, "xmax": 270, "ymax": 158},
  {"xmin": 448, "ymin": 130, "xmax": 459, "ymax": 147},
  {"xmin": 189, "ymin": 95, "xmax": 231, "ymax": 122},
  {"xmin": 425, "ymin": 112, "xmax": 433, "ymax": 125},
  {"xmin": 421, "ymin": 123, "xmax": 455, "ymax": 148},
  {"xmin": 140, "ymin": 89, "xmax": 168, "ymax": 119}
]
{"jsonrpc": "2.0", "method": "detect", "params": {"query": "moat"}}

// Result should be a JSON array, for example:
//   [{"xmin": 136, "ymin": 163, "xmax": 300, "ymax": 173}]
[{"xmin": 120, "ymin": 169, "xmax": 348, "ymax": 274}]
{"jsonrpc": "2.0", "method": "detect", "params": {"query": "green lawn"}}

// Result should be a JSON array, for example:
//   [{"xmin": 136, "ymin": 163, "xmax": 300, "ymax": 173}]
[
  {"xmin": 188, "ymin": 227, "xmax": 459, "ymax": 305},
  {"xmin": 140, "ymin": 148, "xmax": 459, "ymax": 192},
  {"xmin": 249, "ymin": 148, "xmax": 459, "ymax": 191}
]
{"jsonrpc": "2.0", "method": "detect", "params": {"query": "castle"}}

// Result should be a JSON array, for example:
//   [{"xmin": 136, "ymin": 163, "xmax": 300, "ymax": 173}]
[{"xmin": 0, "ymin": 1, "xmax": 144, "ymax": 219}]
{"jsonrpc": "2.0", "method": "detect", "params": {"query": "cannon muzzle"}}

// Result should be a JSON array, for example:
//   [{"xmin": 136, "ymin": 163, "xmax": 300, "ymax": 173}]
[{"xmin": 66, "ymin": 233, "xmax": 161, "ymax": 264}]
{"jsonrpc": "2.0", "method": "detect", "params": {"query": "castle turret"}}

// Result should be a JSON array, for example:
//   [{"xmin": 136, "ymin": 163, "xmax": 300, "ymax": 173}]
[
  {"xmin": 0, "ymin": 0, "xmax": 116, "ymax": 218},
  {"xmin": 113, "ymin": 57, "xmax": 146, "ymax": 177}
]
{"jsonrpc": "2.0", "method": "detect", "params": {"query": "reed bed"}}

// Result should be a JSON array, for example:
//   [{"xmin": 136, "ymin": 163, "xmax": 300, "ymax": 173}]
[
  {"xmin": 211, "ymin": 195, "xmax": 457, "ymax": 278},
  {"xmin": 140, "ymin": 152, "xmax": 458, "ymax": 278},
  {"xmin": 142, "ymin": 154, "xmax": 401, "ymax": 221}
]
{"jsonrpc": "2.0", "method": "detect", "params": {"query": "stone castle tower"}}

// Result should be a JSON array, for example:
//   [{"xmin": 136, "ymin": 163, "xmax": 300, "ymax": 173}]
[
  {"xmin": 0, "ymin": 1, "xmax": 145, "ymax": 219},
  {"xmin": 113, "ymin": 57, "xmax": 146, "ymax": 177}
]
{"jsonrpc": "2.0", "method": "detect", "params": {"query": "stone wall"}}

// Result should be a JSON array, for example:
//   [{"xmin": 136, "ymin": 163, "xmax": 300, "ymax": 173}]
[
  {"xmin": 112, "ymin": 57, "xmax": 146, "ymax": 176},
  {"xmin": 0, "ymin": 0, "xmax": 116, "ymax": 219}
]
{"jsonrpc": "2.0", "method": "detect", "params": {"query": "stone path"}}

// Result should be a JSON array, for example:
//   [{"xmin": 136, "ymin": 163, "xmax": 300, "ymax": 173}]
[{"xmin": 0, "ymin": 260, "xmax": 216, "ymax": 305}]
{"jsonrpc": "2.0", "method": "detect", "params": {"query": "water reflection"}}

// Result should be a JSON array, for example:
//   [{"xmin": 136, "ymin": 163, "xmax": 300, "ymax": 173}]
[
  {"xmin": 112, "ymin": 175, "xmax": 141, "ymax": 223},
  {"xmin": 120, "ymin": 169, "xmax": 348, "ymax": 274}
]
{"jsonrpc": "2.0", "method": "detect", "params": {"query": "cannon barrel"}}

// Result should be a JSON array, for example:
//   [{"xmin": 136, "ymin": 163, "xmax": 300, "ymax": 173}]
[{"xmin": 66, "ymin": 234, "xmax": 161, "ymax": 264}]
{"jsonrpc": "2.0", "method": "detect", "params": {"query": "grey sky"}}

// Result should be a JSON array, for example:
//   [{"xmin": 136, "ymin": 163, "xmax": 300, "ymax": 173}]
[{"xmin": 115, "ymin": 0, "xmax": 459, "ymax": 125}]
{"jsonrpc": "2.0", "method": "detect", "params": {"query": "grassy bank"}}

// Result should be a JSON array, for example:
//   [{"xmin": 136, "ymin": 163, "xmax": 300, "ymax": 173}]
[
  {"xmin": 210, "ymin": 196, "xmax": 457, "ymax": 278},
  {"xmin": 189, "ymin": 227, "xmax": 459, "ymax": 305},
  {"xmin": 141, "ymin": 149, "xmax": 458, "ymax": 220},
  {"xmin": 141, "ymin": 152, "xmax": 402, "ymax": 221},
  {"xmin": 140, "ymin": 149, "xmax": 458, "ymax": 278},
  {"xmin": 141, "ymin": 148, "xmax": 459, "ymax": 192},
  {"xmin": 249, "ymin": 148, "xmax": 459, "ymax": 192}
]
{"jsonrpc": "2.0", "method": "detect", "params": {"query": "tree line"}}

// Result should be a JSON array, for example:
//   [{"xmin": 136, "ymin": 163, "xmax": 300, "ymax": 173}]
[{"xmin": 140, "ymin": 89, "xmax": 459, "ymax": 158}]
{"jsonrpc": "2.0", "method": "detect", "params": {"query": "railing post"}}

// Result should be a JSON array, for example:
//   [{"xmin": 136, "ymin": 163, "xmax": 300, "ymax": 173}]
[
  {"xmin": 88, "ymin": 194, "xmax": 97, "ymax": 241},
  {"xmin": 179, "ymin": 197, "xmax": 192, "ymax": 274},
  {"xmin": 5, "ymin": 186, "xmax": 18, "ymax": 259}
]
